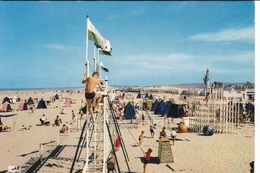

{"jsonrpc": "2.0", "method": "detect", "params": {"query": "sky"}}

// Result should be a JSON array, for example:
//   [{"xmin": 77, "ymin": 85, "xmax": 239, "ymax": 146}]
[{"xmin": 0, "ymin": 1, "xmax": 255, "ymax": 89}]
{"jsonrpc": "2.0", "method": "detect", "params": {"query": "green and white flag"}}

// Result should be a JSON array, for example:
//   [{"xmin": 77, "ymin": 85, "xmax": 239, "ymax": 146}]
[
  {"xmin": 100, "ymin": 61, "xmax": 109, "ymax": 72},
  {"xmin": 88, "ymin": 19, "xmax": 112, "ymax": 55}
]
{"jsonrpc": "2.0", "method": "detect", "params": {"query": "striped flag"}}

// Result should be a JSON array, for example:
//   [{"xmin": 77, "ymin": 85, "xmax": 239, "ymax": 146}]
[{"xmin": 88, "ymin": 19, "xmax": 112, "ymax": 55}]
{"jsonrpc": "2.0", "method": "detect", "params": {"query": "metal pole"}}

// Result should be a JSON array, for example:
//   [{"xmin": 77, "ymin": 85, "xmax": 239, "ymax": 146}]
[{"xmin": 106, "ymin": 121, "xmax": 121, "ymax": 173}]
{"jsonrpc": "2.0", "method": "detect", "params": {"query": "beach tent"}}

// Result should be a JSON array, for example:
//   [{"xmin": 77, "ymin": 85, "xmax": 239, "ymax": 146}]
[
  {"xmin": 18, "ymin": 102, "xmax": 28, "ymax": 111},
  {"xmin": 171, "ymin": 90, "xmax": 179, "ymax": 94},
  {"xmin": 27, "ymin": 97, "xmax": 34, "ymax": 104},
  {"xmin": 151, "ymin": 100, "xmax": 159, "ymax": 111},
  {"xmin": 54, "ymin": 94, "xmax": 59, "ymax": 100},
  {"xmin": 144, "ymin": 100, "xmax": 153, "ymax": 110},
  {"xmin": 1, "ymin": 102, "xmax": 12, "ymax": 112},
  {"xmin": 124, "ymin": 102, "xmax": 135, "ymax": 120},
  {"xmin": 167, "ymin": 104, "xmax": 185, "ymax": 118},
  {"xmin": 2, "ymin": 97, "xmax": 11, "ymax": 104},
  {"xmin": 136, "ymin": 93, "xmax": 141, "ymax": 99},
  {"xmin": 148, "ymin": 94, "xmax": 153, "ymax": 100},
  {"xmin": 162, "ymin": 101, "xmax": 173, "ymax": 116},
  {"xmin": 37, "ymin": 99, "xmax": 47, "ymax": 109},
  {"xmin": 144, "ymin": 93, "xmax": 149, "ymax": 99},
  {"xmin": 155, "ymin": 100, "xmax": 166, "ymax": 115},
  {"xmin": 65, "ymin": 99, "xmax": 71, "ymax": 107}
]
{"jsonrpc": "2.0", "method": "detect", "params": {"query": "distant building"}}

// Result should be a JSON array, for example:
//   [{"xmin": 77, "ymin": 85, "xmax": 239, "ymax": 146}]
[{"xmin": 223, "ymin": 82, "xmax": 254, "ymax": 102}]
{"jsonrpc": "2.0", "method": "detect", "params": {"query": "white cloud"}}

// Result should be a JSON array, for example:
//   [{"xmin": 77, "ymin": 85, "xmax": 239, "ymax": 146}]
[
  {"xmin": 108, "ymin": 50, "xmax": 254, "ymax": 81},
  {"xmin": 42, "ymin": 43, "xmax": 67, "ymax": 50},
  {"xmin": 189, "ymin": 26, "xmax": 254, "ymax": 43}
]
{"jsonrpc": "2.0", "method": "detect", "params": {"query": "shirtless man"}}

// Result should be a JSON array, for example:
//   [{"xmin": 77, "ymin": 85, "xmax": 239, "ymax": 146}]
[{"xmin": 82, "ymin": 71, "xmax": 103, "ymax": 123}]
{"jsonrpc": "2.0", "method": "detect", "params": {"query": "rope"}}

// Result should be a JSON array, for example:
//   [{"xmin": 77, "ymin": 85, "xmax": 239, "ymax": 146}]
[{"xmin": 120, "ymin": 119, "xmax": 145, "ymax": 154}]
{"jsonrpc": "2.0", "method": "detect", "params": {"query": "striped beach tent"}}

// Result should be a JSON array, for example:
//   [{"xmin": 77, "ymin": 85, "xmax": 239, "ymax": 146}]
[
  {"xmin": 1, "ymin": 102, "xmax": 12, "ymax": 112},
  {"xmin": 65, "ymin": 99, "xmax": 71, "ymax": 107},
  {"xmin": 18, "ymin": 102, "xmax": 28, "ymax": 111}
]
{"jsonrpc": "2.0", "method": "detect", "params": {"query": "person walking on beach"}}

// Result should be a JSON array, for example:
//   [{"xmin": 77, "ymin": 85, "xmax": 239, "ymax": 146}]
[
  {"xmin": 138, "ymin": 131, "xmax": 144, "ymax": 145},
  {"xmin": 143, "ymin": 148, "xmax": 152, "ymax": 173},
  {"xmin": 82, "ymin": 68, "xmax": 104, "ymax": 123},
  {"xmin": 150, "ymin": 124, "xmax": 155, "ymax": 138}
]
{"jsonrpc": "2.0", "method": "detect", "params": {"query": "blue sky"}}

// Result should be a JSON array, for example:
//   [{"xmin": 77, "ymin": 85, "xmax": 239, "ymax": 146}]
[{"xmin": 0, "ymin": 1, "xmax": 255, "ymax": 89}]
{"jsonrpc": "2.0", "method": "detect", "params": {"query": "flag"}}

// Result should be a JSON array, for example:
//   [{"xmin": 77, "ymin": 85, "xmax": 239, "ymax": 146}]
[
  {"xmin": 98, "ymin": 44, "xmax": 112, "ymax": 56},
  {"xmin": 88, "ymin": 19, "xmax": 112, "ymax": 55},
  {"xmin": 100, "ymin": 62, "xmax": 109, "ymax": 72}
]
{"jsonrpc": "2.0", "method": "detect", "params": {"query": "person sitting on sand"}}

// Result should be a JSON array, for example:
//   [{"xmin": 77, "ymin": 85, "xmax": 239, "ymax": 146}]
[
  {"xmin": 55, "ymin": 115, "xmax": 62, "ymax": 126},
  {"xmin": 60, "ymin": 124, "xmax": 69, "ymax": 133},
  {"xmin": 143, "ymin": 148, "xmax": 152, "ymax": 173},
  {"xmin": 60, "ymin": 109, "xmax": 65, "ymax": 114},
  {"xmin": 40, "ymin": 114, "xmax": 50, "ymax": 126},
  {"xmin": 82, "ymin": 69, "xmax": 104, "ymax": 123}
]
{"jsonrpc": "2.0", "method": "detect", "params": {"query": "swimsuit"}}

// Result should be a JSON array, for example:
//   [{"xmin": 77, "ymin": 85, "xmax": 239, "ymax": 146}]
[{"xmin": 85, "ymin": 92, "xmax": 96, "ymax": 100}]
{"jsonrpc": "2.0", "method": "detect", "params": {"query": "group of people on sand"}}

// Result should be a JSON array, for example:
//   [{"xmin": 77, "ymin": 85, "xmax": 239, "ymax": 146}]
[
  {"xmin": 38, "ymin": 113, "xmax": 69, "ymax": 133},
  {"xmin": 135, "ymin": 125, "xmax": 178, "ymax": 173}
]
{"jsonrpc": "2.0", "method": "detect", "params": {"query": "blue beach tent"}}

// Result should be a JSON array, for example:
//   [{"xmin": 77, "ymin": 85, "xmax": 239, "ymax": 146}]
[
  {"xmin": 37, "ymin": 99, "xmax": 47, "ymax": 109},
  {"xmin": 124, "ymin": 102, "xmax": 135, "ymax": 120},
  {"xmin": 151, "ymin": 100, "xmax": 159, "ymax": 111},
  {"xmin": 155, "ymin": 100, "xmax": 166, "ymax": 115},
  {"xmin": 27, "ymin": 97, "xmax": 34, "ymax": 104},
  {"xmin": 2, "ymin": 97, "xmax": 11, "ymax": 104},
  {"xmin": 136, "ymin": 93, "xmax": 141, "ymax": 99},
  {"xmin": 162, "ymin": 101, "xmax": 172, "ymax": 116}
]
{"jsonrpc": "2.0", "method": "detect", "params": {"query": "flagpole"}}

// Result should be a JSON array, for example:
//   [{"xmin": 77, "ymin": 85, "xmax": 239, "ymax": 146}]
[
  {"xmin": 98, "ymin": 49, "xmax": 101, "ymax": 78},
  {"xmin": 94, "ymin": 46, "xmax": 96, "ymax": 72},
  {"xmin": 86, "ymin": 16, "xmax": 90, "ymax": 77}
]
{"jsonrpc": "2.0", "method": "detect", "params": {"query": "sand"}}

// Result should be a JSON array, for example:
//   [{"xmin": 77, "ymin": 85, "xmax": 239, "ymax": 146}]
[{"xmin": 0, "ymin": 88, "xmax": 255, "ymax": 173}]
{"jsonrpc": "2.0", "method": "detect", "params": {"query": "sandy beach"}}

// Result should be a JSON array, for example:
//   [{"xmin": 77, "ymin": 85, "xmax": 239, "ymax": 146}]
[{"xmin": 0, "ymin": 88, "xmax": 254, "ymax": 173}]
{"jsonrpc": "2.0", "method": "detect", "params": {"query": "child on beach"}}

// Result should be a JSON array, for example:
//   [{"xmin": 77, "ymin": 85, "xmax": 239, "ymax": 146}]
[
  {"xmin": 60, "ymin": 124, "xmax": 69, "ymax": 133},
  {"xmin": 138, "ymin": 131, "xmax": 144, "ymax": 145},
  {"xmin": 171, "ymin": 128, "xmax": 177, "ymax": 145},
  {"xmin": 160, "ymin": 127, "xmax": 167, "ymax": 138},
  {"xmin": 72, "ymin": 110, "xmax": 76, "ymax": 122},
  {"xmin": 114, "ymin": 136, "xmax": 121, "ymax": 151},
  {"xmin": 143, "ymin": 148, "xmax": 152, "ymax": 173},
  {"xmin": 150, "ymin": 124, "xmax": 155, "ymax": 138}
]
